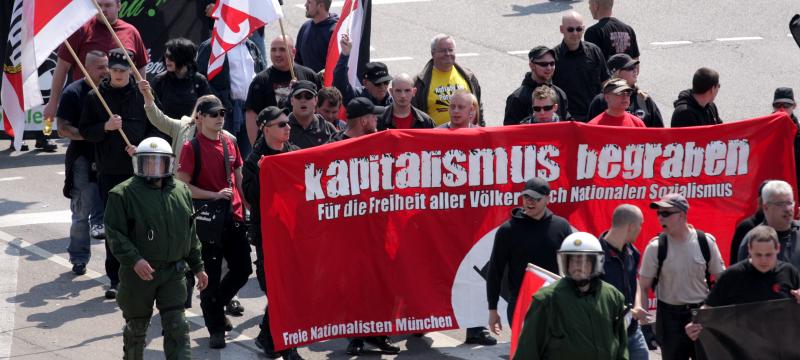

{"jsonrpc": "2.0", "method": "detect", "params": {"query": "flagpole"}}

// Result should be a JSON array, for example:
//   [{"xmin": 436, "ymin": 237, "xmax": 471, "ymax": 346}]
[
  {"xmin": 90, "ymin": 0, "xmax": 145, "ymax": 83},
  {"xmin": 63, "ymin": 41, "xmax": 132, "ymax": 147},
  {"xmin": 277, "ymin": 18, "xmax": 296, "ymax": 80}
]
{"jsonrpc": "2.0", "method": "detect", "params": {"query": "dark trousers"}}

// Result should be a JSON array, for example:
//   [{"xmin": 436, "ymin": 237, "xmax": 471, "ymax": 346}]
[
  {"xmin": 656, "ymin": 301, "xmax": 699, "ymax": 360},
  {"xmin": 199, "ymin": 220, "xmax": 252, "ymax": 334},
  {"xmin": 99, "ymin": 174, "xmax": 131, "ymax": 287}
]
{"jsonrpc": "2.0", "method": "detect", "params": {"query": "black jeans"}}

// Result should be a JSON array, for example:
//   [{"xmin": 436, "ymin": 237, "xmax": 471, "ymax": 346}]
[
  {"xmin": 656, "ymin": 301, "xmax": 700, "ymax": 360},
  {"xmin": 98, "ymin": 174, "xmax": 131, "ymax": 287},
  {"xmin": 199, "ymin": 220, "xmax": 252, "ymax": 334}
]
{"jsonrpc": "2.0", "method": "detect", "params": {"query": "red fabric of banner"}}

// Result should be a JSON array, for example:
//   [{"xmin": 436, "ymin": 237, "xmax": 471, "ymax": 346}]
[{"xmin": 260, "ymin": 114, "xmax": 797, "ymax": 350}]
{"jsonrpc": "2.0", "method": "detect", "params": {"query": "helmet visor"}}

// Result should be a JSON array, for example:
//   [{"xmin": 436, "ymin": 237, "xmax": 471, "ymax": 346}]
[
  {"xmin": 557, "ymin": 252, "xmax": 604, "ymax": 280},
  {"xmin": 133, "ymin": 153, "xmax": 175, "ymax": 179}
]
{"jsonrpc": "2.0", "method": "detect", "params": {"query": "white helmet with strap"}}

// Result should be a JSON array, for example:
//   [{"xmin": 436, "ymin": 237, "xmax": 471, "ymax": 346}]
[
  {"xmin": 132, "ymin": 137, "xmax": 175, "ymax": 180},
  {"xmin": 557, "ymin": 232, "xmax": 605, "ymax": 282}
]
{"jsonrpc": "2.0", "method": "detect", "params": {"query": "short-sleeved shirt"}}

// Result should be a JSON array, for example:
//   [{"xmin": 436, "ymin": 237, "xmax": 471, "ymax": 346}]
[
  {"xmin": 705, "ymin": 261, "xmax": 800, "ymax": 307},
  {"xmin": 58, "ymin": 18, "xmax": 148, "ymax": 81},
  {"xmin": 588, "ymin": 112, "xmax": 646, "ymax": 127},
  {"xmin": 57, "ymin": 79, "xmax": 94, "ymax": 160},
  {"xmin": 178, "ymin": 134, "xmax": 244, "ymax": 221},
  {"xmin": 426, "ymin": 67, "xmax": 471, "ymax": 126},
  {"xmin": 639, "ymin": 229, "xmax": 726, "ymax": 305},
  {"xmin": 584, "ymin": 17, "xmax": 640, "ymax": 59},
  {"xmin": 288, "ymin": 113, "xmax": 338, "ymax": 149}
]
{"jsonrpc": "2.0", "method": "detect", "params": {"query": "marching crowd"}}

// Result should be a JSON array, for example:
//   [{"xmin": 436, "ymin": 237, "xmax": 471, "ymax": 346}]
[{"xmin": 39, "ymin": 0, "xmax": 800, "ymax": 359}]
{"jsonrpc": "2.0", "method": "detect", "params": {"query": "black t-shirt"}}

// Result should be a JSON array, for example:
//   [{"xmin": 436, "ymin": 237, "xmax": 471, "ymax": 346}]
[
  {"xmin": 705, "ymin": 261, "xmax": 800, "ymax": 307},
  {"xmin": 245, "ymin": 65, "xmax": 319, "ymax": 115},
  {"xmin": 584, "ymin": 17, "xmax": 640, "ymax": 59},
  {"xmin": 552, "ymin": 41, "xmax": 610, "ymax": 121},
  {"xmin": 288, "ymin": 113, "xmax": 337, "ymax": 149},
  {"xmin": 57, "ymin": 79, "xmax": 94, "ymax": 160}
]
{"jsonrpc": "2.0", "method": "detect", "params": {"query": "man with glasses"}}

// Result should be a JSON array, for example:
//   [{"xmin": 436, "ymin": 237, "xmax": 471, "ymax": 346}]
[
  {"xmin": 176, "ymin": 97, "xmax": 252, "ymax": 349},
  {"xmin": 671, "ymin": 67, "xmax": 722, "ymax": 127},
  {"xmin": 412, "ymin": 34, "xmax": 483, "ymax": 126},
  {"xmin": 520, "ymin": 86, "xmax": 561, "ymax": 124},
  {"xmin": 245, "ymin": 35, "xmax": 320, "ymax": 146},
  {"xmin": 772, "ymin": 87, "xmax": 798, "ymax": 125},
  {"xmin": 486, "ymin": 177, "xmax": 574, "ymax": 342},
  {"xmin": 637, "ymin": 193, "xmax": 725, "ymax": 360},
  {"xmin": 335, "ymin": 34, "xmax": 393, "ymax": 107},
  {"xmin": 287, "ymin": 80, "xmax": 338, "ymax": 149},
  {"xmin": 505, "ymin": 46, "xmax": 570, "ymax": 125},
  {"xmin": 243, "ymin": 107, "xmax": 304, "ymax": 359},
  {"xmin": 588, "ymin": 78, "xmax": 646, "ymax": 127},
  {"xmin": 737, "ymin": 180, "xmax": 800, "ymax": 270},
  {"xmin": 553, "ymin": 11, "xmax": 610, "ymax": 122}
]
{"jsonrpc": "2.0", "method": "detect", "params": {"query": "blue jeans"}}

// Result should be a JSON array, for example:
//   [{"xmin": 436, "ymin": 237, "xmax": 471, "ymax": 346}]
[
  {"xmin": 628, "ymin": 326, "xmax": 650, "ymax": 360},
  {"xmin": 67, "ymin": 156, "xmax": 104, "ymax": 264}
]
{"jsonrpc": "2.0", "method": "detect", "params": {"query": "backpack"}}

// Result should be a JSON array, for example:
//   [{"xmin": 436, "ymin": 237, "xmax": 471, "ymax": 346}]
[{"xmin": 653, "ymin": 230, "xmax": 713, "ymax": 290}]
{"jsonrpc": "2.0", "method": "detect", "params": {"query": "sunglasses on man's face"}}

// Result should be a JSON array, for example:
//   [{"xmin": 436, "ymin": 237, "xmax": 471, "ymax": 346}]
[
  {"xmin": 566, "ymin": 26, "xmax": 584, "ymax": 33},
  {"xmin": 533, "ymin": 105, "xmax": 555, "ymax": 112},
  {"xmin": 294, "ymin": 93, "xmax": 315, "ymax": 100},
  {"xmin": 775, "ymin": 103, "xmax": 794, "ymax": 109},
  {"xmin": 657, "ymin": 210, "xmax": 681, "ymax": 218},
  {"xmin": 266, "ymin": 121, "xmax": 290, "ymax": 128},
  {"xmin": 204, "ymin": 110, "xmax": 226, "ymax": 118},
  {"xmin": 533, "ymin": 61, "xmax": 556, "ymax": 68}
]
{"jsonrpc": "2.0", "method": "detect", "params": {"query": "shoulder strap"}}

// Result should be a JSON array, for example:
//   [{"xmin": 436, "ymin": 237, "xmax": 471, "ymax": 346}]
[
  {"xmin": 190, "ymin": 137, "xmax": 201, "ymax": 186},
  {"xmin": 696, "ymin": 230, "xmax": 714, "ymax": 287},
  {"xmin": 220, "ymin": 134, "xmax": 232, "ymax": 188},
  {"xmin": 653, "ymin": 233, "xmax": 668, "ymax": 289}
]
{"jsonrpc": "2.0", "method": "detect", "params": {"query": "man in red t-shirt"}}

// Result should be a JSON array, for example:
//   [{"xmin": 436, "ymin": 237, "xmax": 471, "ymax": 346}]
[
  {"xmin": 175, "ymin": 97, "xmax": 252, "ymax": 350},
  {"xmin": 377, "ymin": 73, "xmax": 434, "ymax": 130},
  {"xmin": 43, "ymin": 0, "xmax": 149, "ymax": 121},
  {"xmin": 589, "ymin": 78, "xmax": 646, "ymax": 127}
]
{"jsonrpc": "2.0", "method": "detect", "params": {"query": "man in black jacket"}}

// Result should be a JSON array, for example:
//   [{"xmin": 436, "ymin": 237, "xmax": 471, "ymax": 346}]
[
  {"xmin": 504, "ymin": 46, "xmax": 570, "ymax": 125},
  {"xmin": 243, "ymin": 107, "xmax": 303, "ymax": 360},
  {"xmin": 552, "ymin": 11, "xmax": 610, "ymax": 122},
  {"xmin": 334, "ymin": 34, "xmax": 393, "ymax": 107},
  {"xmin": 486, "ymin": 177, "xmax": 573, "ymax": 335},
  {"xmin": 671, "ymin": 67, "xmax": 722, "ymax": 127},
  {"xmin": 585, "ymin": 0, "xmax": 640, "ymax": 59},
  {"xmin": 79, "ymin": 48, "xmax": 156, "ymax": 299},
  {"xmin": 377, "ymin": 74, "xmax": 434, "ymax": 130}
]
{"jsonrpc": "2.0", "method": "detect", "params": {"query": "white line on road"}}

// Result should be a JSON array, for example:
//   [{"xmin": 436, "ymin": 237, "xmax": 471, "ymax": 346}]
[
  {"xmin": 506, "ymin": 50, "xmax": 529, "ymax": 55},
  {"xmin": 0, "ymin": 210, "xmax": 71, "ymax": 228},
  {"xmin": 0, "ymin": 177, "xmax": 23, "ymax": 182},
  {"xmin": 56, "ymin": 171, "xmax": 65, "ymax": 175},
  {"xmin": 371, "ymin": 56, "xmax": 414, "ymax": 62},
  {"xmin": 716, "ymin": 36, "xmax": 763, "ymax": 42},
  {"xmin": 456, "ymin": 53, "xmax": 480, "ymax": 57},
  {"xmin": 295, "ymin": 0, "xmax": 429, "ymax": 9},
  {"xmin": 0, "ymin": 231, "xmax": 20, "ymax": 359},
  {"xmin": 650, "ymin": 41, "xmax": 693, "ymax": 46}
]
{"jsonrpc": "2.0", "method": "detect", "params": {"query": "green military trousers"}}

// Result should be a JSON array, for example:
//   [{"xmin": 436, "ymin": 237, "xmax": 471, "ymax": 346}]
[{"xmin": 116, "ymin": 262, "xmax": 191, "ymax": 360}]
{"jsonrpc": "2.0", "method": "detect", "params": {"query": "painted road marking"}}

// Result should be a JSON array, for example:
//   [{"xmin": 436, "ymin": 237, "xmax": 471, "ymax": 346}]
[
  {"xmin": 371, "ymin": 56, "xmax": 414, "ymax": 62},
  {"xmin": 0, "ymin": 231, "xmax": 20, "ymax": 359},
  {"xmin": 716, "ymin": 36, "xmax": 763, "ymax": 42},
  {"xmin": 0, "ymin": 210, "xmax": 71, "ymax": 228},
  {"xmin": 0, "ymin": 177, "xmax": 24, "ymax": 182},
  {"xmin": 650, "ymin": 41, "xmax": 693, "ymax": 46}
]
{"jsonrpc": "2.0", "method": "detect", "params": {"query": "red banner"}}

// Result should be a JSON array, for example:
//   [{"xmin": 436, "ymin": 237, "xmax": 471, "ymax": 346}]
[{"xmin": 260, "ymin": 114, "xmax": 796, "ymax": 350}]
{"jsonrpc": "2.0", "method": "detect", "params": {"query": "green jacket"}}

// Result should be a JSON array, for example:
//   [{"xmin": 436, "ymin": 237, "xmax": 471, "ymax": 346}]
[
  {"xmin": 513, "ymin": 278, "xmax": 628, "ymax": 360},
  {"xmin": 105, "ymin": 176, "xmax": 203, "ymax": 274}
]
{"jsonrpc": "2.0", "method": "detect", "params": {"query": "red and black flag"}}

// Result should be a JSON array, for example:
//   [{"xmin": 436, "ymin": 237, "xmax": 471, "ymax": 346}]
[{"xmin": 323, "ymin": 0, "xmax": 372, "ymax": 88}]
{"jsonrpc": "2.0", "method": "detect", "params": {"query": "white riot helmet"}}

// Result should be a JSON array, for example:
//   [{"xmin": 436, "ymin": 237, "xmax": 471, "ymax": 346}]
[
  {"xmin": 132, "ymin": 137, "xmax": 175, "ymax": 180},
  {"xmin": 557, "ymin": 232, "xmax": 605, "ymax": 285}
]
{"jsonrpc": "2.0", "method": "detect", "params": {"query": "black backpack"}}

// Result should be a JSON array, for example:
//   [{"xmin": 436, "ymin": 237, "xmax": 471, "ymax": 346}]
[{"xmin": 653, "ymin": 230, "xmax": 713, "ymax": 289}]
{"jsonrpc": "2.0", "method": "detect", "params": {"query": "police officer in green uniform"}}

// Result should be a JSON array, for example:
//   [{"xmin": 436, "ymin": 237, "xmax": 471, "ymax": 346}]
[
  {"xmin": 105, "ymin": 137, "xmax": 209, "ymax": 359},
  {"xmin": 514, "ymin": 232, "xmax": 629, "ymax": 360}
]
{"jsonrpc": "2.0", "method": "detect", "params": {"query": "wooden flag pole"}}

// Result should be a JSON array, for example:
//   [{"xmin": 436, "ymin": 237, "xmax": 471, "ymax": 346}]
[
  {"xmin": 277, "ymin": 18, "xmax": 296, "ymax": 80},
  {"xmin": 90, "ymin": 0, "xmax": 145, "ymax": 83},
  {"xmin": 63, "ymin": 41, "xmax": 132, "ymax": 147}
]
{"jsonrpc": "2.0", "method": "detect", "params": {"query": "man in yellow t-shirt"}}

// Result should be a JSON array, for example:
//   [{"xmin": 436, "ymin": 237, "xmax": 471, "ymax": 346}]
[{"xmin": 412, "ymin": 34, "xmax": 484, "ymax": 127}]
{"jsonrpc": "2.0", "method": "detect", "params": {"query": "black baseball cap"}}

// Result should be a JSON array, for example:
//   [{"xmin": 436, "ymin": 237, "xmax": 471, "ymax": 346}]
[
  {"xmin": 520, "ymin": 177, "xmax": 550, "ymax": 199},
  {"xmin": 196, "ymin": 97, "xmax": 225, "ymax": 114},
  {"xmin": 773, "ymin": 87, "xmax": 795, "ymax": 106},
  {"xmin": 528, "ymin": 46, "xmax": 555, "ymax": 61},
  {"xmin": 291, "ymin": 80, "xmax": 318, "ymax": 97},
  {"xmin": 256, "ymin": 106, "xmax": 285, "ymax": 127},
  {"xmin": 607, "ymin": 53, "xmax": 639, "ymax": 73},
  {"xmin": 364, "ymin": 62, "xmax": 392, "ymax": 84},
  {"xmin": 346, "ymin": 97, "xmax": 385, "ymax": 119},
  {"xmin": 650, "ymin": 193, "xmax": 690, "ymax": 213},
  {"xmin": 108, "ymin": 48, "xmax": 133, "ymax": 70}
]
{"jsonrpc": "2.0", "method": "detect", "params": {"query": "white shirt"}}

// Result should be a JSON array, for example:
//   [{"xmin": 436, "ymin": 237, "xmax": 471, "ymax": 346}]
[{"xmin": 227, "ymin": 42, "xmax": 255, "ymax": 101}]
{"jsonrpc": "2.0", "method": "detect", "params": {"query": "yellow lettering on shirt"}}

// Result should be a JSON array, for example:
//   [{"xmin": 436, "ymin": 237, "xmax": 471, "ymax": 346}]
[{"xmin": 427, "ymin": 68, "xmax": 471, "ymax": 126}]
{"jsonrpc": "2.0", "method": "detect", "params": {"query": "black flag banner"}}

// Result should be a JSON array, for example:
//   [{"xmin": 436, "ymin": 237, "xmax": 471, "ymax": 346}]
[
  {"xmin": 792, "ymin": 14, "xmax": 800, "ymax": 49},
  {"xmin": 694, "ymin": 299, "xmax": 800, "ymax": 360}
]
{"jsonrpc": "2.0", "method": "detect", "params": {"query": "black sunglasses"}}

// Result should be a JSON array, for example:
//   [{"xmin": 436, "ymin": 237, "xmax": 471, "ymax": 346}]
[
  {"xmin": 266, "ymin": 121, "xmax": 290, "ymax": 128},
  {"xmin": 533, "ymin": 105, "xmax": 555, "ymax": 112},
  {"xmin": 204, "ymin": 110, "xmax": 226, "ymax": 118},
  {"xmin": 656, "ymin": 210, "xmax": 680, "ymax": 218},
  {"xmin": 566, "ymin": 26, "xmax": 584, "ymax": 33},
  {"xmin": 533, "ymin": 61, "xmax": 555, "ymax": 67},
  {"xmin": 294, "ymin": 92, "xmax": 315, "ymax": 100},
  {"xmin": 775, "ymin": 102, "xmax": 794, "ymax": 109}
]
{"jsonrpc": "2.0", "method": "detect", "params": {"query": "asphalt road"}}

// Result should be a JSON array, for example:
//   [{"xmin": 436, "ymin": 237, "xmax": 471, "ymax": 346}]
[{"xmin": 4, "ymin": 0, "xmax": 800, "ymax": 358}]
